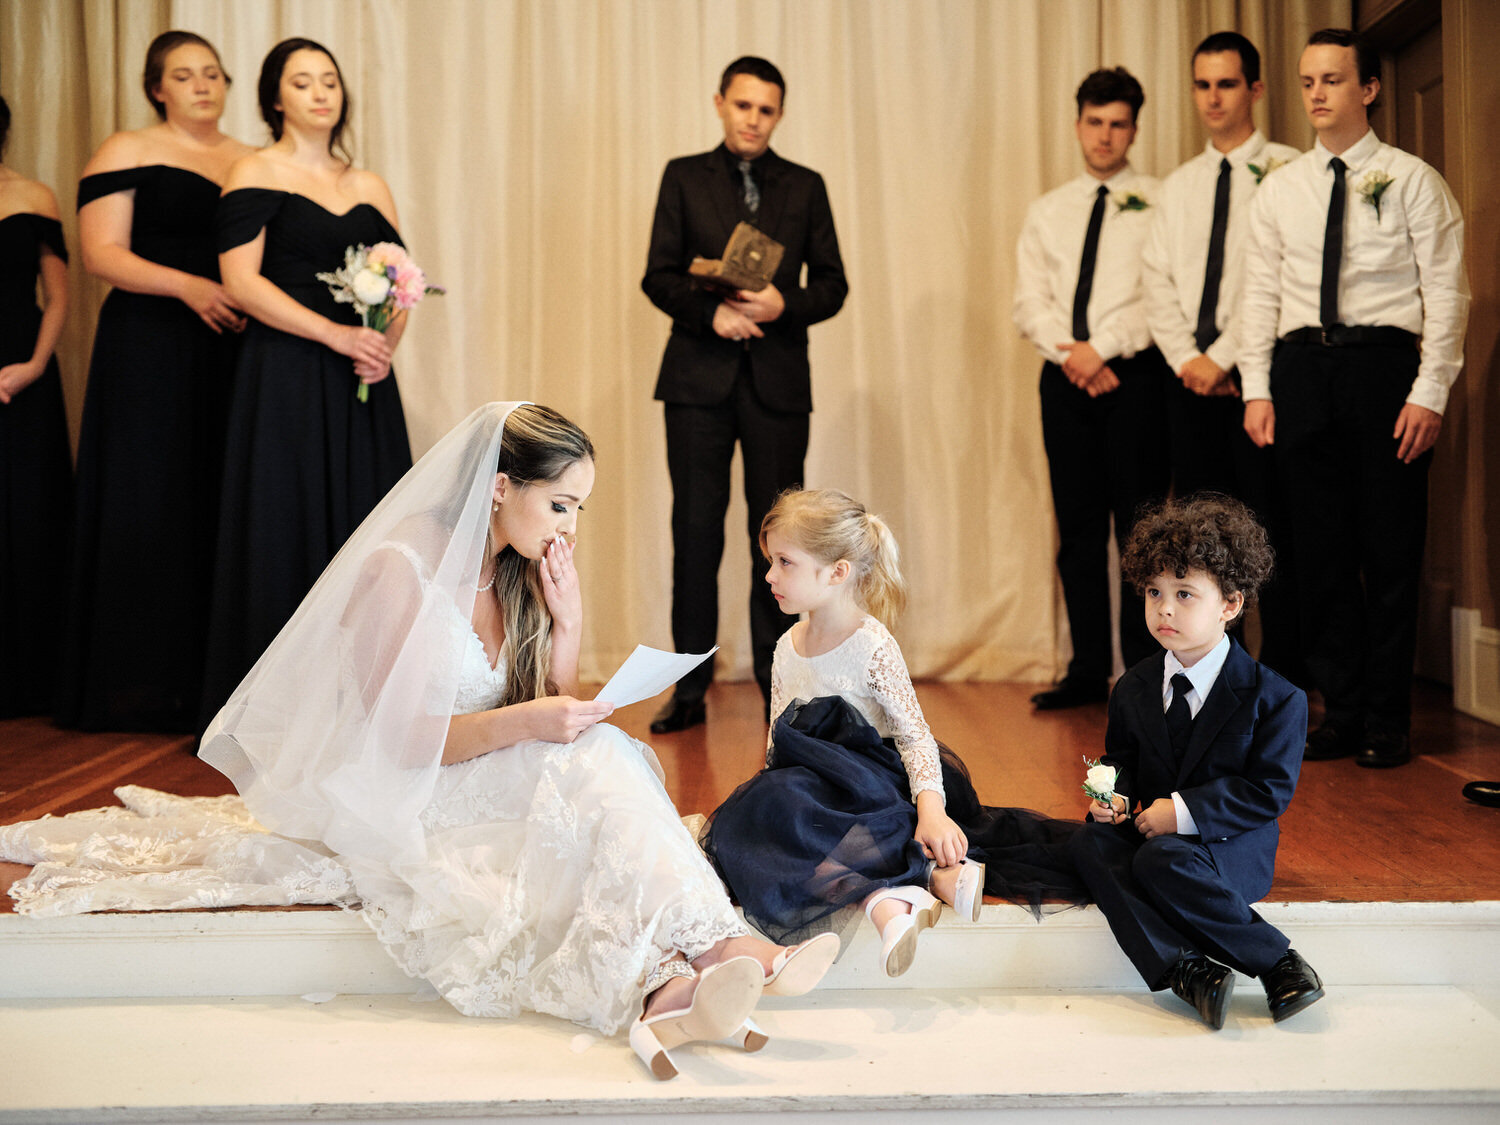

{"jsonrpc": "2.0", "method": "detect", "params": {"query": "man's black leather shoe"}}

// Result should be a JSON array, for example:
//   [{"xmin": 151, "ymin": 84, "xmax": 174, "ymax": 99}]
[
  {"xmin": 1356, "ymin": 731, "xmax": 1411, "ymax": 769},
  {"xmin": 1261, "ymin": 949, "xmax": 1324, "ymax": 1022},
  {"xmin": 650, "ymin": 697, "xmax": 706, "ymax": 734},
  {"xmin": 1168, "ymin": 956, "xmax": 1235, "ymax": 1029},
  {"xmin": 1303, "ymin": 723, "xmax": 1359, "ymax": 761},
  {"xmin": 1029, "ymin": 679, "xmax": 1108, "ymax": 711},
  {"xmin": 1462, "ymin": 781, "xmax": 1500, "ymax": 808}
]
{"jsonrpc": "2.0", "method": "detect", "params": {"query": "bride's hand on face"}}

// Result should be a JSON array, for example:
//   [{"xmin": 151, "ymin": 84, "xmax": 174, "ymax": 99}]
[
  {"xmin": 522, "ymin": 695, "xmax": 614, "ymax": 744},
  {"xmin": 539, "ymin": 534, "xmax": 582, "ymax": 633}
]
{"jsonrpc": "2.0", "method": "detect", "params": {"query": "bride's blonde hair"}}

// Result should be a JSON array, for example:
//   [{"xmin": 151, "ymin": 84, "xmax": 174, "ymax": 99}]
[
  {"xmin": 491, "ymin": 404, "xmax": 594, "ymax": 706},
  {"xmin": 759, "ymin": 488, "xmax": 907, "ymax": 629}
]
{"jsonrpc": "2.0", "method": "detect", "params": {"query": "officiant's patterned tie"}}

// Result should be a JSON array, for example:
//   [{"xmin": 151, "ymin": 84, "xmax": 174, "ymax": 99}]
[
  {"xmin": 1072, "ymin": 184, "xmax": 1109, "ymax": 342},
  {"xmin": 738, "ymin": 159, "xmax": 760, "ymax": 215},
  {"xmin": 1166, "ymin": 673, "xmax": 1195, "ymax": 759},
  {"xmin": 1195, "ymin": 159, "xmax": 1232, "ymax": 353},
  {"xmin": 1320, "ymin": 156, "xmax": 1346, "ymax": 328}
]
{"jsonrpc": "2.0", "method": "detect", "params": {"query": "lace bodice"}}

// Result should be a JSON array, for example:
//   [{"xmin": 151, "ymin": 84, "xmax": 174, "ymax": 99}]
[
  {"xmin": 769, "ymin": 615, "xmax": 944, "ymax": 800},
  {"xmin": 450, "ymin": 605, "xmax": 508, "ymax": 716}
]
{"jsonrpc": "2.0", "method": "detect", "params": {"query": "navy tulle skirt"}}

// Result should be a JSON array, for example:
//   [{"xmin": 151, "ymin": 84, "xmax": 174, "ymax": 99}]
[{"xmin": 704, "ymin": 695, "xmax": 1088, "ymax": 943}]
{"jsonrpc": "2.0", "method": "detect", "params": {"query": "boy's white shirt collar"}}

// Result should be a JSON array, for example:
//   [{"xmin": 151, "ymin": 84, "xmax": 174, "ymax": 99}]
[{"xmin": 1162, "ymin": 633, "xmax": 1232, "ymax": 718}]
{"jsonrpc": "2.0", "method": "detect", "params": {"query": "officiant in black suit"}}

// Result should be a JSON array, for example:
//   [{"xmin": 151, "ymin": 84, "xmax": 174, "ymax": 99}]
[{"xmin": 642, "ymin": 56, "xmax": 848, "ymax": 732}]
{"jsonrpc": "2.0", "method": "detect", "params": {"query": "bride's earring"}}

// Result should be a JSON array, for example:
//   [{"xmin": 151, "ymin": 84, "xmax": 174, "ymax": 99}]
[{"xmin": 492, "ymin": 501, "xmax": 500, "ymax": 512}]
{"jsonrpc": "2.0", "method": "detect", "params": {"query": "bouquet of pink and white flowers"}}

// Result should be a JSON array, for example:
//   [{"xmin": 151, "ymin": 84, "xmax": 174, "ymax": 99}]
[{"xmin": 317, "ymin": 242, "xmax": 445, "ymax": 401}]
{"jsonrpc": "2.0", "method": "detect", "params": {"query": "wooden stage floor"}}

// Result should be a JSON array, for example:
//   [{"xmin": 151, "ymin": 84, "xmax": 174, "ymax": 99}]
[{"xmin": 3, "ymin": 678, "xmax": 1499, "ymax": 912}]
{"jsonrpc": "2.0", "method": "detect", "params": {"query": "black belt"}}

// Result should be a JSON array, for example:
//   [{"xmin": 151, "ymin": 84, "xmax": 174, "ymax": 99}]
[{"xmin": 1281, "ymin": 325, "xmax": 1418, "ymax": 349}]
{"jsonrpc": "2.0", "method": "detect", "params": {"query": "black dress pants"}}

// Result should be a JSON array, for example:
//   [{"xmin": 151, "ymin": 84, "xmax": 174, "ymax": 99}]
[
  {"xmin": 1070, "ymin": 822, "xmax": 1289, "ymax": 988},
  {"xmin": 1165, "ymin": 378, "xmax": 1303, "ymax": 682},
  {"xmin": 1039, "ymin": 351, "xmax": 1171, "ymax": 684},
  {"xmin": 664, "ymin": 359, "xmax": 808, "ymax": 704},
  {"xmin": 1269, "ymin": 341, "xmax": 1429, "ymax": 737}
]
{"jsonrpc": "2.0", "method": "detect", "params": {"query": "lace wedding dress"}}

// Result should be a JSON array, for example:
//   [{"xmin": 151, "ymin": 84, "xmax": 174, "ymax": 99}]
[
  {"xmin": 8, "ymin": 403, "xmax": 749, "ymax": 1035},
  {"xmin": 2, "ymin": 605, "xmax": 745, "ymax": 1033}
]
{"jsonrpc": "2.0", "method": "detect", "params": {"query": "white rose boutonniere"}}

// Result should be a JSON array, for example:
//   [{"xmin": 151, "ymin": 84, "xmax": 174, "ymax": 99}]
[
  {"xmin": 1247, "ymin": 157, "xmax": 1286, "ymax": 185},
  {"xmin": 1356, "ymin": 170, "xmax": 1395, "ymax": 221},
  {"xmin": 1082, "ymin": 756, "xmax": 1119, "ymax": 804},
  {"xmin": 1113, "ymin": 191, "xmax": 1149, "ymax": 213}
]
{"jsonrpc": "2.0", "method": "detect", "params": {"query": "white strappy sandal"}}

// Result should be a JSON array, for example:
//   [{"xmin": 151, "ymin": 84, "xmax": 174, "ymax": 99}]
[
  {"xmin": 762, "ymin": 931, "xmax": 840, "ymax": 997},
  {"xmin": 628, "ymin": 956, "xmax": 764, "ymax": 1080},
  {"xmin": 864, "ymin": 885, "xmax": 940, "ymax": 977}
]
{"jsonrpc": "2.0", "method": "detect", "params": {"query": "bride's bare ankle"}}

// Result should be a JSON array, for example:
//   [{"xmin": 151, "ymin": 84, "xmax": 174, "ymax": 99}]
[{"xmin": 644, "ymin": 973, "xmax": 694, "ymax": 1017}]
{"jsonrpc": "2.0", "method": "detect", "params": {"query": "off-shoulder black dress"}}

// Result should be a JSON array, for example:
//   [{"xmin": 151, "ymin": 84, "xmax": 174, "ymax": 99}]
[
  {"xmin": 199, "ymin": 190, "xmax": 411, "ymax": 725},
  {"xmin": 57, "ymin": 166, "xmax": 238, "ymax": 731},
  {"xmin": 0, "ymin": 213, "xmax": 72, "ymax": 717}
]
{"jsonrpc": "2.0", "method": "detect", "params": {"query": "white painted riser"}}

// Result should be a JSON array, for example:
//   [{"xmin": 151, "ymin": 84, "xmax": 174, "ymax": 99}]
[{"xmin": 3, "ymin": 900, "xmax": 1497, "ymax": 1000}]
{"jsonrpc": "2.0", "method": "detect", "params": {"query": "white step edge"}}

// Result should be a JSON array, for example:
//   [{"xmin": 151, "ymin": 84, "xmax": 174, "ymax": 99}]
[{"xmin": 3, "ymin": 900, "xmax": 1497, "ymax": 999}]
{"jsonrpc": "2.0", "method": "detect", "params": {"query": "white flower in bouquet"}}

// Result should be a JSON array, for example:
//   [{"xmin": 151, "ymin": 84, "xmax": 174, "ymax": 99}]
[{"xmin": 351, "ymin": 266, "xmax": 392, "ymax": 307}]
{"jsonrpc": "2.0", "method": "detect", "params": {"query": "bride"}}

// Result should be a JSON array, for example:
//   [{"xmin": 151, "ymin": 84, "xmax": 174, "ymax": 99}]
[{"xmin": 88, "ymin": 402, "xmax": 836, "ymax": 1078}]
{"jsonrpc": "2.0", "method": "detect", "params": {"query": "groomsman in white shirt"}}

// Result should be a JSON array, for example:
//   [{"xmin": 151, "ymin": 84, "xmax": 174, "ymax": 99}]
[
  {"xmin": 1014, "ymin": 68, "xmax": 1171, "ymax": 710},
  {"xmin": 1141, "ymin": 32, "xmax": 1302, "ymax": 678},
  {"xmin": 1239, "ymin": 28, "xmax": 1469, "ymax": 768}
]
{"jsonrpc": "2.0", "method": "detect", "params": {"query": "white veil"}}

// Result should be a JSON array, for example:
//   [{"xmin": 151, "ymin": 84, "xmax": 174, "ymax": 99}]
[{"xmin": 201, "ymin": 402, "xmax": 524, "ymax": 868}]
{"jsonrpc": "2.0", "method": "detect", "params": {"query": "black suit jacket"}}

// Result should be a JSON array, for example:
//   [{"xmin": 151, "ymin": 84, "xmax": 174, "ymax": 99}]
[
  {"xmin": 1104, "ymin": 638, "xmax": 1307, "ymax": 902},
  {"xmin": 642, "ymin": 145, "xmax": 847, "ymax": 413}
]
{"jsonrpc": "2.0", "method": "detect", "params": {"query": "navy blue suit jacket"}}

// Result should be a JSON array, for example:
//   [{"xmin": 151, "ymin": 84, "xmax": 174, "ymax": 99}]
[
  {"xmin": 1104, "ymin": 639, "xmax": 1307, "ymax": 902},
  {"xmin": 642, "ymin": 145, "xmax": 847, "ymax": 413}
]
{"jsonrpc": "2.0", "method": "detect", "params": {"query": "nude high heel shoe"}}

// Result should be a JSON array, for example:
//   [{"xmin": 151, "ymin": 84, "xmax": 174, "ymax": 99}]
[
  {"xmin": 628, "ymin": 956, "xmax": 764, "ymax": 1080},
  {"xmin": 865, "ymin": 885, "xmax": 940, "ymax": 977}
]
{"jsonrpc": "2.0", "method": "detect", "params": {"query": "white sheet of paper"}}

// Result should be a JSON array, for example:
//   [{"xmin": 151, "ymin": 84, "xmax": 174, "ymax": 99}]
[{"xmin": 594, "ymin": 644, "xmax": 718, "ymax": 708}]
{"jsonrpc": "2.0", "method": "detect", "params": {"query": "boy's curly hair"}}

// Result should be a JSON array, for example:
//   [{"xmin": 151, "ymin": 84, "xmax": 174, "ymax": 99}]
[{"xmin": 1122, "ymin": 493, "xmax": 1274, "ymax": 605}]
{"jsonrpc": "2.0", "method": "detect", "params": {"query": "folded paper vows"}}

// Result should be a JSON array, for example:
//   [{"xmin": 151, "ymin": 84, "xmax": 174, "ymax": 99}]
[{"xmin": 595, "ymin": 645, "xmax": 718, "ymax": 708}]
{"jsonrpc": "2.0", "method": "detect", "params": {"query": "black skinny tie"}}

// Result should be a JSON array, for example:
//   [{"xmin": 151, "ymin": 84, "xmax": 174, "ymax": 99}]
[
  {"xmin": 1165, "ymin": 673, "xmax": 1195, "ymax": 758},
  {"xmin": 738, "ymin": 159, "xmax": 760, "ymax": 215},
  {"xmin": 1320, "ymin": 157, "xmax": 1346, "ymax": 328},
  {"xmin": 1072, "ymin": 184, "xmax": 1109, "ymax": 342},
  {"xmin": 1195, "ymin": 159, "xmax": 1232, "ymax": 353}
]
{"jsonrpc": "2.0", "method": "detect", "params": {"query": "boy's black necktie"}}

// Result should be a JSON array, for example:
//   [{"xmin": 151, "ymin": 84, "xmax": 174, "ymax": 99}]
[{"xmin": 1166, "ymin": 673, "xmax": 1195, "ymax": 758}]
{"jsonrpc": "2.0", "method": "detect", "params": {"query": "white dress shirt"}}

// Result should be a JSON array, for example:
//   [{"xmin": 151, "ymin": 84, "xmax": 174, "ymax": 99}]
[
  {"xmin": 1142, "ymin": 132, "xmax": 1301, "ymax": 375},
  {"xmin": 1158, "ymin": 634, "xmax": 1232, "ymax": 837},
  {"xmin": 1013, "ymin": 165, "xmax": 1162, "ymax": 366},
  {"xmin": 1238, "ymin": 129, "xmax": 1470, "ymax": 413}
]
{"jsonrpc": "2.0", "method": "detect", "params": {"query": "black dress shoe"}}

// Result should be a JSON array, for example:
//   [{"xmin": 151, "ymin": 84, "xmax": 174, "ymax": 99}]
[
  {"xmin": 1356, "ymin": 731, "xmax": 1411, "ymax": 769},
  {"xmin": 1168, "ymin": 956, "xmax": 1235, "ymax": 1029},
  {"xmin": 1029, "ymin": 679, "xmax": 1108, "ymax": 711},
  {"xmin": 1462, "ymin": 781, "xmax": 1500, "ymax": 808},
  {"xmin": 1303, "ymin": 723, "xmax": 1360, "ymax": 761},
  {"xmin": 1261, "ymin": 949, "xmax": 1324, "ymax": 1022},
  {"xmin": 649, "ymin": 697, "xmax": 706, "ymax": 734}
]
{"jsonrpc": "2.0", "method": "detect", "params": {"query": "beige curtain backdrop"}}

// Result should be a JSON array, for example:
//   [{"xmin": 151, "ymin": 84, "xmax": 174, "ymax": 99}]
[{"xmin": 0, "ymin": 0, "xmax": 1348, "ymax": 685}]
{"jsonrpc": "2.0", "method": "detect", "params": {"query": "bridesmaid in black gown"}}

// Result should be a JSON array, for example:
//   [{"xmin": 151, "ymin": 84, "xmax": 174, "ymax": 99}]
[
  {"xmin": 200, "ymin": 39, "xmax": 412, "ymax": 723},
  {"xmin": 57, "ymin": 32, "xmax": 253, "ymax": 731},
  {"xmin": 0, "ymin": 97, "xmax": 72, "ymax": 718}
]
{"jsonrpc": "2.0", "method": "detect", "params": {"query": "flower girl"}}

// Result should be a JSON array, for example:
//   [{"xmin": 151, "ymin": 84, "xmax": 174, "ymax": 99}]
[{"xmin": 706, "ymin": 489, "xmax": 1084, "ymax": 976}]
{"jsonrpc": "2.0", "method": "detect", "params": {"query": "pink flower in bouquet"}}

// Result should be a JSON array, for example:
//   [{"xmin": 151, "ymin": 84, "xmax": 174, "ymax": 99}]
[{"xmin": 392, "ymin": 262, "xmax": 428, "ymax": 309}]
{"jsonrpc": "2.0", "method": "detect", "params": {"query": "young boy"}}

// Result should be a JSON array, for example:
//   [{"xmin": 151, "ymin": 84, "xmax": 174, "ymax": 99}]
[{"xmin": 1069, "ymin": 494, "xmax": 1323, "ymax": 1028}]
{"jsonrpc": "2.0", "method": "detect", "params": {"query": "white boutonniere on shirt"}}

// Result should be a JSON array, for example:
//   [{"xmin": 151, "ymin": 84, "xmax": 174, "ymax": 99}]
[
  {"xmin": 1247, "ymin": 157, "xmax": 1286, "ymax": 185},
  {"xmin": 1113, "ymin": 191, "xmax": 1149, "ymax": 213},
  {"xmin": 1356, "ymin": 170, "xmax": 1395, "ymax": 221}
]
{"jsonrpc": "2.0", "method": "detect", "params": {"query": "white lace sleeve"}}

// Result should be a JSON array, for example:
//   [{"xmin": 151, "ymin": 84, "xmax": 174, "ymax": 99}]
[
  {"xmin": 766, "ymin": 640, "xmax": 788, "ymax": 761},
  {"xmin": 867, "ymin": 634, "xmax": 944, "ymax": 802}
]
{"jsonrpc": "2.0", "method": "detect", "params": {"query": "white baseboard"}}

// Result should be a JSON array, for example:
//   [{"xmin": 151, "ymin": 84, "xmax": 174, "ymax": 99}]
[{"xmin": 1452, "ymin": 607, "xmax": 1500, "ymax": 726}]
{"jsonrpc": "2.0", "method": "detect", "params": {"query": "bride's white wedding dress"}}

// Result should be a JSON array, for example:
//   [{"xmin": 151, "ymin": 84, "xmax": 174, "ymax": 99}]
[{"xmin": 2, "ymin": 597, "xmax": 745, "ymax": 1035}]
